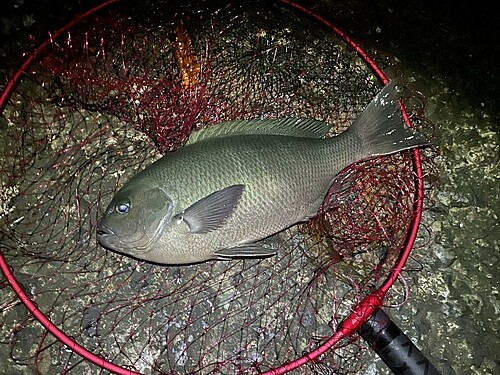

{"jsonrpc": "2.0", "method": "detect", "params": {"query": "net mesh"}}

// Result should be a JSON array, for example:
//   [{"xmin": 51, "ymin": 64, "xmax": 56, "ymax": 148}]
[{"xmin": 0, "ymin": 1, "xmax": 434, "ymax": 374}]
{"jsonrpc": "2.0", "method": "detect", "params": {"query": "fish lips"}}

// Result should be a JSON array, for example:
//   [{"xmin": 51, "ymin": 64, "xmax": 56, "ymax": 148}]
[
  {"xmin": 96, "ymin": 225, "xmax": 123, "ymax": 251},
  {"xmin": 96, "ymin": 223, "xmax": 153, "ymax": 253}
]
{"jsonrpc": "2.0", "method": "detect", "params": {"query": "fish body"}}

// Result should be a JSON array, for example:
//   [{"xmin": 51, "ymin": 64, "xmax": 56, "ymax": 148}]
[{"xmin": 97, "ymin": 81, "xmax": 428, "ymax": 264}]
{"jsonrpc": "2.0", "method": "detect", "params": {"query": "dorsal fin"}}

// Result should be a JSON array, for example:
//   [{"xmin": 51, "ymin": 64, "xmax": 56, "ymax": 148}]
[{"xmin": 186, "ymin": 118, "xmax": 331, "ymax": 145}]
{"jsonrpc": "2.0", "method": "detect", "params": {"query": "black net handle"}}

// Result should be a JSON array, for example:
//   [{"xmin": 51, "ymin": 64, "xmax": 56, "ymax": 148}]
[{"xmin": 360, "ymin": 309, "xmax": 442, "ymax": 375}]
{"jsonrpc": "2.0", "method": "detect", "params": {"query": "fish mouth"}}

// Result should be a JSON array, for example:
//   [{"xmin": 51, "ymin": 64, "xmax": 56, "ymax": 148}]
[
  {"xmin": 96, "ymin": 226, "xmax": 124, "ymax": 251},
  {"xmin": 96, "ymin": 215, "xmax": 169, "ymax": 254}
]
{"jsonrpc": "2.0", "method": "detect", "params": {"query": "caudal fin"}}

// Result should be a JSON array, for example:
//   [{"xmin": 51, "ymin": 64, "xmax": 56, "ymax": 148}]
[{"xmin": 350, "ymin": 80, "xmax": 429, "ymax": 158}]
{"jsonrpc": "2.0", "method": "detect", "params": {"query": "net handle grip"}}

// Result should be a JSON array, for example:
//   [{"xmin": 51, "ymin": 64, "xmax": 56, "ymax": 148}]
[{"xmin": 360, "ymin": 309, "xmax": 442, "ymax": 375}]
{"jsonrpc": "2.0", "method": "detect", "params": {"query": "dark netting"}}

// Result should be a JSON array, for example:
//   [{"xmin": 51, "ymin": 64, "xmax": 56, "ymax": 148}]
[{"xmin": 0, "ymin": 1, "xmax": 435, "ymax": 374}]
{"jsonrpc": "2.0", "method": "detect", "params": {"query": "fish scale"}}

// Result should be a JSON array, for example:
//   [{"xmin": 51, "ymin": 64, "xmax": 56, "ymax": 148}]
[{"xmin": 148, "ymin": 135, "xmax": 340, "ymax": 262}]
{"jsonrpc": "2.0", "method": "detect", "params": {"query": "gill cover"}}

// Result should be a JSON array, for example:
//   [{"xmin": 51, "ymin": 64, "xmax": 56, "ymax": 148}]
[{"xmin": 97, "ymin": 186, "xmax": 172, "ymax": 253}]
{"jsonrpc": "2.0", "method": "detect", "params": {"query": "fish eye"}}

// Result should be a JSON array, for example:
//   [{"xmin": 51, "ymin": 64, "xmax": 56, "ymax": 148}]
[{"xmin": 115, "ymin": 200, "xmax": 130, "ymax": 214}]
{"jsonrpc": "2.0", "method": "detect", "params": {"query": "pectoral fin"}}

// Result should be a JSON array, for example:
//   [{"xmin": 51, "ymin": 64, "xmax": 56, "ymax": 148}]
[
  {"xmin": 213, "ymin": 244, "xmax": 277, "ymax": 259},
  {"xmin": 177, "ymin": 184, "xmax": 245, "ymax": 234}
]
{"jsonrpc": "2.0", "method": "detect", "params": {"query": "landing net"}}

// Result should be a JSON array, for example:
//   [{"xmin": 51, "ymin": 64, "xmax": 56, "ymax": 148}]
[{"xmin": 0, "ymin": 1, "xmax": 434, "ymax": 374}]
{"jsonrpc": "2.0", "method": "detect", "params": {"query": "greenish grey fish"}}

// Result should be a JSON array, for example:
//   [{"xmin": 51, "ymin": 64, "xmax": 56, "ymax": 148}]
[{"xmin": 97, "ymin": 81, "xmax": 428, "ymax": 264}]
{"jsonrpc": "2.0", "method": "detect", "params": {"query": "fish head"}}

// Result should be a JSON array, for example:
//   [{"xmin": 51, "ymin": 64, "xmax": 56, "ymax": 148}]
[{"xmin": 96, "ymin": 184, "xmax": 173, "ymax": 256}]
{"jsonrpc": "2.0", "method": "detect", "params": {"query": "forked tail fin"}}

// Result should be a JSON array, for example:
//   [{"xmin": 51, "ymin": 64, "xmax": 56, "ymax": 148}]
[{"xmin": 350, "ymin": 80, "xmax": 429, "ymax": 158}]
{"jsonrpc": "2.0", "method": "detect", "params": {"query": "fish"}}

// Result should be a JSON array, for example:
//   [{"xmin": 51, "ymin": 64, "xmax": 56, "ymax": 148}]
[{"xmin": 96, "ymin": 80, "xmax": 429, "ymax": 264}]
